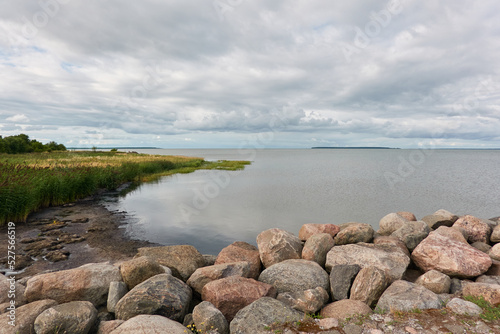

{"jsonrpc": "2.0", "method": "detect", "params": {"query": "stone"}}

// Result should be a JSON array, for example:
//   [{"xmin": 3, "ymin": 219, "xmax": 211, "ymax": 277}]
[
  {"xmin": 373, "ymin": 236, "xmax": 410, "ymax": 257},
  {"xmin": 433, "ymin": 209, "xmax": 459, "ymax": 223},
  {"xmin": 34, "ymin": 301, "xmax": 98, "ymax": 334},
  {"xmin": 486, "ymin": 260, "xmax": 500, "ymax": 276},
  {"xmin": 277, "ymin": 287, "xmax": 329, "ymax": 313},
  {"xmin": 450, "ymin": 278, "xmax": 465, "ymax": 294},
  {"xmin": 320, "ymin": 300, "xmax": 372, "ymax": 319},
  {"xmin": 318, "ymin": 317, "xmax": 339, "ymax": 330},
  {"xmin": 45, "ymin": 250, "xmax": 69, "ymax": 262},
  {"xmin": 109, "ymin": 315, "xmax": 188, "ymax": 334},
  {"xmin": 472, "ymin": 242, "xmax": 492, "ymax": 253},
  {"xmin": 391, "ymin": 220, "xmax": 430, "ymax": 251},
  {"xmin": 0, "ymin": 299, "xmax": 57, "ymax": 334},
  {"xmin": 378, "ymin": 213, "xmax": 408, "ymax": 236},
  {"xmin": 491, "ymin": 225, "xmax": 500, "ymax": 243},
  {"xmin": 376, "ymin": 280, "xmax": 442, "ymax": 312},
  {"xmin": 136, "ymin": 245, "xmax": 205, "ymax": 281},
  {"xmin": 414, "ymin": 270, "xmax": 451, "ymax": 294},
  {"xmin": 202, "ymin": 276, "xmax": 276, "ymax": 322},
  {"xmin": 453, "ymin": 215, "xmax": 492, "ymax": 244},
  {"xmin": 330, "ymin": 264, "xmax": 361, "ymax": 300},
  {"xmin": 192, "ymin": 301, "xmax": 229, "ymax": 334},
  {"xmin": 258, "ymin": 259, "xmax": 329, "ymax": 294},
  {"xmin": 256, "ymin": 228, "xmax": 303, "ymax": 268},
  {"xmin": 412, "ymin": 231, "xmax": 492, "ymax": 278},
  {"xmin": 115, "ymin": 274, "xmax": 192, "ymax": 322},
  {"xmin": 325, "ymin": 243, "xmax": 410, "ymax": 282},
  {"xmin": 462, "ymin": 282, "xmax": 500, "ymax": 306},
  {"xmin": 301, "ymin": 233, "xmax": 335, "ymax": 267},
  {"xmin": 97, "ymin": 320, "xmax": 124, "ymax": 334},
  {"xmin": 298, "ymin": 223, "xmax": 340, "ymax": 240},
  {"xmin": 350, "ymin": 266, "xmax": 388, "ymax": 307},
  {"xmin": 187, "ymin": 261, "xmax": 251, "ymax": 295},
  {"xmin": 490, "ymin": 243, "xmax": 500, "ymax": 261},
  {"xmin": 476, "ymin": 275, "xmax": 500, "ymax": 285},
  {"xmin": 333, "ymin": 223, "xmax": 374, "ymax": 245},
  {"xmin": 24, "ymin": 262, "xmax": 121, "ymax": 306},
  {"xmin": 446, "ymin": 298, "xmax": 483, "ymax": 316},
  {"xmin": 396, "ymin": 211, "xmax": 417, "ymax": 221},
  {"xmin": 107, "ymin": 281, "xmax": 128, "ymax": 314},
  {"xmin": 215, "ymin": 241, "xmax": 261, "ymax": 279},
  {"xmin": 421, "ymin": 214, "xmax": 455, "ymax": 230},
  {"xmin": 119, "ymin": 256, "xmax": 164, "ymax": 289},
  {"xmin": 203, "ymin": 254, "xmax": 217, "ymax": 266},
  {"xmin": 230, "ymin": 297, "xmax": 304, "ymax": 334},
  {"xmin": 0, "ymin": 275, "xmax": 26, "ymax": 306},
  {"xmin": 433, "ymin": 226, "xmax": 468, "ymax": 244}
]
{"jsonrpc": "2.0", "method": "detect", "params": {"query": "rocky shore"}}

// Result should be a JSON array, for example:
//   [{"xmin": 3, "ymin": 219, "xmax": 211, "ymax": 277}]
[{"xmin": 2, "ymin": 209, "xmax": 500, "ymax": 333}]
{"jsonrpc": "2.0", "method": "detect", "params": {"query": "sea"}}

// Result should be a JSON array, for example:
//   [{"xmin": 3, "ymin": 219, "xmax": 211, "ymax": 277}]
[{"xmin": 102, "ymin": 148, "xmax": 500, "ymax": 254}]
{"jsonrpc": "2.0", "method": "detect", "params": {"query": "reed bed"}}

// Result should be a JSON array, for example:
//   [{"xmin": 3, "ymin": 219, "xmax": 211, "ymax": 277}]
[{"xmin": 0, "ymin": 151, "xmax": 250, "ymax": 224}]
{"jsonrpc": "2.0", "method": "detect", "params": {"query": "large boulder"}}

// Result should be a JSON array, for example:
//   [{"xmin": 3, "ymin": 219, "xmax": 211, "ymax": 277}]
[
  {"xmin": 109, "ymin": 315, "xmax": 188, "ymax": 334},
  {"xmin": 325, "ymin": 243, "xmax": 410, "ymax": 282},
  {"xmin": 136, "ymin": 245, "xmax": 205, "ymax": 281},
  {"xmin": 34, "ymin": 301, "xmax": 97, "ymax": 334},
  {"xmin": 446, "ymin": 298, "xmax": 483, "ymax": 316},
  {"xmin": 373, "ymin": 236, "xmax": 410, "ymax": 257},
  {"xmin": 422, "ymin": 214, "xmax": 455, "ymax": 230},
  {"xmin": 187, "ymin": 261, "xmax": 251, "ymax": 295},
  {"xmin": 414, "ymin": 270, "xmax": 451, "ymax": 294},
  {"xmin": 391, "ymin": 221, "xmax": 430, "ymax": 251},
  {"xmin": 114, "ymin": 274, "xmax": 192, "ymax": 322},
  {"xmin": 411, "ymin": 231, "xmax": 492, "ymax": 278},
  {"xmin": 333, "ymin": 223, "xmax": 374, "ymax": 245},
  {"xmin": 277, "ymin": 287, "xmax": 329, "ymax": 314},
  {"xmin": 378, "ymin": 213, "xmax": 408, "ymax": 236},
  {"xmin": 0, "ymin": 299, "xmax": 57, "ymax": 334},
  {"xmin": 258, "ymin": 259, "xmax": 329, "ymax": 294},
  {"xmin": 462, "ymin": 283, "xmax": 500, "ymax": 306},
  {"xmin": 397, "ymin": 211, "xmax": 417, "ymax": 221},
  {"xmin": 192, "ymin": 301, "xmax": 229, "ymax": 334},
  {"xmin": 376, "ymin": 280, "xmax": 442, "ymax": 312},
  {"xmin": 230, "ymin": 297, "xmax": 304, "ymax": 334},
  {"xmin": 298, "ymin": 223, "xmax": 340, "ymax": 241},
  {"xmin": 119, "ymin": 256, "xmax": 165, "ymax": 289},
  {"xmin": 453, "ymin": 215, "xmax": 492, "ymax": 244},
  {"xmin": 491, "ymin": 225, "xmax": 500, "ymax": 243},
  {"xmin": 350, "ymin": 266, "xmax": 388, "ymax": 307},
  {"xmin": 301, "ymin": 233, "xmax": 335, "ymax": 267},
  {"xmin": 320, "ymin": 299, "xmax": 372, "ymax": 320},
  {"xmin": 489, "ymin": 243, "xmax": 500, "ymax": 261},
  {"xmin": 201, "ymin": 276, "xmax": 276, "ymax": 322},
  {"xmin": 256, "ymin": 228, "xmax": 303, "ymax": 268},
  {"xmin": 476, "ymin": 275, "xmax": 500, "ymax": 285},
  {"xmin": 24, "ymin": 262, "xmax": 121, "ymax": 306},
  {"xmin": 433, "ymin": 226, "xmax": 468, "ymax": 244},
  {"xmin": 329, "ymin": 264, "xmax": 361, "ymax": 301},
  {"xmin": 215, "ymin": 241, "xmax": 261, "ymax": 279},
  {"xmin": 433, "ymin": 209, "xmax": 459, "ymax": 223},
  {"xmin": 107, "ymin": 281, "xmax": 128, "ymax": 314}
]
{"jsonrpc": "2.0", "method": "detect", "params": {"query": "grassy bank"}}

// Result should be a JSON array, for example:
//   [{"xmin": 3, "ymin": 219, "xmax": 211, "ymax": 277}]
[{"xmin": 0, "ymin": 151, "xmax": 250, "ymax": 224}]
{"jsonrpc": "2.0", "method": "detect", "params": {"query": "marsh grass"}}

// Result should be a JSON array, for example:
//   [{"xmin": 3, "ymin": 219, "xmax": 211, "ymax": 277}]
[{"xmin": 0, "ymin": 151, "xmax": 250, "ymax": 224}]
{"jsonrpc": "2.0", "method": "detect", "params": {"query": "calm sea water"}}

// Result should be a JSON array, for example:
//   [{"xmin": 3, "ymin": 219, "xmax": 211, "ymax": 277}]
[{"xmin": 103, "ymin": 149, "xmax": 500, "ymax": 254}]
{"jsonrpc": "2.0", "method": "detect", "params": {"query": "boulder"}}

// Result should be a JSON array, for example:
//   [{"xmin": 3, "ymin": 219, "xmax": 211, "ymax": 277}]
[
  {"xmin": 391, "ymin": 221, "xmax": 430, "ymax": 251},
  {"xmin": 119, "ymin": 256, "xmax": 165, "ymax": 289},
  {"xmin": 0, "ymin": 299, "xmax": 57, "ymax": 334},
  {"xmin": 24, "ymin": 262, "xmax": 121, "ymax": 306},
  {"xmin": 489, "ymin": 243, "xmax": 500, "ymax": 261},
  {"xmin": 330, "ymin": 264, "xmax": 361, "ymax": 300},
  {"xmin": 320, "ymin": 300, "xmax": 372, "ymax": 320},
  {"xmin": 453, "ymin": 215, "xmax": 492, "ymax": 244},
  {"xmin": 109, "ymin": 315, "xmax": 188, "ymax": 334},
  {"xmin": 472, "ymin": 242, "xmax": 492, "ymax": 253},
  {"xmin": 97, "ymin": 320, "xmax": 124, "ymax": 334},
  {"xmin": 378, "ymin": 213, "xmax": 408, "ymax": 236},
  {"xmin": 350, "ymin": 266, "xmax": 388, "ymax": 307},
  {"xmin": 107, "ymin": 281, "xmax": 128, "ymax": 314},
  {"xmin": 476, "ymin": 275, "xmax": 500, "ymax": 285},
  {"xmin": 114, "ymin": 274, "xmax": 192, "ymax": 322},
  {"xmin": 258, "ymin": 259, "xmax": 329, "ymax": 294},
  {"xmin": 462, "ymin": 283, "xmax": 500, "ymax": 306},
  {"xmin": 397, "ymin": 211, "xmax": 417, "ymax": 221},
  {"xmin": 373, "ymin": 236, "xmax": 410, "ymax": 257},
  {"xmin": 414, "ymin": 270, "xmax": 451, "ymax": 294},
  {"xmin": 215, "ymin": 241, "xmax": 261, "ymax": 279},
  {"xmin": 433, "ymin": 209, "xmax": 459, "ymax": 223},
  {"xmin": 333, "ymin": 223, "xmax": 374, "ymax": 245},
  {"xmin": 0, "ymin": 275, "xmax": 26, "ymax": 306},
  {"xmin": 277, "ymin": 287, "xmax": 329, "ymax": 314},
  {"xmin": 433, "ymin": 226, "xmax": 468, "ymax": 244},
  {"xmin": 202, "ymin": 276, "xmax": 276, "ymax": 322},
  {"xmin": 486, "ymin": 260, "xmax": 500, "ymax": 276},
  {"xmin": 421, "ymin": 214, "xmax": 455, "ymax": 230},
  {"xmin": 34, "ymin": 301, "xmax": 97, "ymax": 334},
  {"xmin": 136, "ymin": 245, "xmax": 205, "ymax": 281},
  {"xmin": 230, "ymin": 297, "xmax": 304, "ymax": 334},
  {"xmin": 325, "ymin": 243, "xmax": 410, "ymax": 282},
  {"xmin": 298, "ymin": 223, "xmax": 340, "ymax": 240},
  {"xmin": 256, "ymin": 228, "xmax": 303, "ymax": 268},
  {"xmin": 411, "ymin": 231, "xmax": 492, "ymax": 278},
  {"xmin": 376, "ymin": 280, "xmax": 442, "ymax": 312},
  {"xmin": 192, "ymin": 301, "xmax": 229, "ymax": 334},
  {"xmin": 203, "ymin": 254, "xmax": 217, "ymax": 266},
  {"xmin": 187, "ymin": 261, "xmax": 251, "ymax": 295},
  {"xmin": 446, "ymin": 298, "xmax": 482, "ymax": 316},
  {"xmin": 491, "ymin": 225, "xmax": 500, "ymax": 243},
  {"xmin": 301, "ymin": 233, "xmax": 335, "ymax": 267}
]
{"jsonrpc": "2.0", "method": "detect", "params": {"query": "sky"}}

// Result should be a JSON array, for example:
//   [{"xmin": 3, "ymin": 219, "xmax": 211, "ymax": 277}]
[{"xmin": 1, "ymin": 0, "xmax": 499, "ymax": 149}]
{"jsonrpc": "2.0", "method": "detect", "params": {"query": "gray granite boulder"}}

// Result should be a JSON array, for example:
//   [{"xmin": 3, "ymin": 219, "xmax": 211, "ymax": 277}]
[
  {"xmin": 453, "ymin": 215, "xmax": 492, "ymax": 244},
  {"xmin": 350, "ymin": 266, "xmax": 388, "ymax": 307},
  {"xmin": 414, "ymin": 270, "xmax": 451, "ymax": 294},
  {"xmin": 333, "ymin": 222, "xmax": 374, "ymax": 245},
  {"xmin": 193, "ymin": 301, "xmax": 228, "ymax": 334},
  {"xmin": 187, "ymin": 261, "xmax": 251, "ymax": 295},
  {"xmin": 109, "ymin": 315, "xmax": 188, "ymax": 334},
  {"xmin": 446, "ymin": 298, "xmax": 482, "ymax": 316},
  {"xmin": 107, "ymin": 281, "xmax": 128, "ymax": 314},
  {"xmin": 215, "ymin": 241, "xmax": 261, "ymax": 279},
  {"xmin": 421, "ymin": 214, "xmax": 455, "ymax": 230},
  {"xmin": 391, "ymin": 220, "xmax": 430, "ymax": 251},
  {"xmin": 301, "ymin": 233, "xmax": 335, "ymax": 267},
  {"xmin": 34, "ymin": 301, "xmax": 97, "ymax": 334},
  {"xmin": 256, "ymin": 228, "xmax": 303, "ymax": 268},
  {"xmin": 277, "ymin": 287, "xmax": 329, "ymax": 313},
  {"xmin": 378, "ymin": 213, "xmax": 408, "ymax": 235},
  {"xmin": 320, "ymin": 299, "xmax": 372, "ymax": 320},
  {"xmin": 376, "ymin": 280, "xmax": 442, "ymax": 312},
  {"xmin": 119, "ymin": 256, "xmax": 165, "ymax": 289},
  {"xmin": 330, "ymin": 264, "xmax": 361, "ymax": 300}
]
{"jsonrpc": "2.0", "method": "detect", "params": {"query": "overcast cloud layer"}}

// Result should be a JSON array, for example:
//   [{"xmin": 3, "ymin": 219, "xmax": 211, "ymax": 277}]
[{"xmin": 1, "ymin": 0, "xmax": 499, "ymax": 148}]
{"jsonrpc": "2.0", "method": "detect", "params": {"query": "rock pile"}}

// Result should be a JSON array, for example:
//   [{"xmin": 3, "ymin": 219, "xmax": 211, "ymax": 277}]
[{"xmin": 2, "ymin": 210, "xmax": 500, "ymax": 333}]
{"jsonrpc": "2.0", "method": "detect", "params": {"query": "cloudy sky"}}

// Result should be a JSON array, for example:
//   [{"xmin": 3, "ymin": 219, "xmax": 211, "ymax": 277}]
[{"xmin": 1, "ymin": 0, "xmax": 499, "ymax": 148}]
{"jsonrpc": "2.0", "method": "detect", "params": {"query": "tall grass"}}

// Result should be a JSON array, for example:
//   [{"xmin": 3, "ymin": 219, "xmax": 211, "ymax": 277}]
[{"xmin": 0, "ymin": 151, "xmax": 250, "ymax": 224}]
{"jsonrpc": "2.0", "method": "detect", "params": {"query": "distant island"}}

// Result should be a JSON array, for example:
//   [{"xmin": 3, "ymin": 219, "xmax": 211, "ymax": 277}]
[
  {"xmin": 311, "ymin": 147, "xmax": 398, "ymax": 149},
  {"xmin": 67, "ymin": 147, "xmax": 159, "ymax": 150}
]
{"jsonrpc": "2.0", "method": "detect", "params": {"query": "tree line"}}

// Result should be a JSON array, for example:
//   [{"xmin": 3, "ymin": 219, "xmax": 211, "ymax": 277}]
[{"xmin": 0, "ymin": 134, "xmax": 66, "ymax": 154}]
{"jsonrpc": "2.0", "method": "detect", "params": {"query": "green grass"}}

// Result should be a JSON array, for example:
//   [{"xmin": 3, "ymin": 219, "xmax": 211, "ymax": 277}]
[
  {"xmin": 0, "ymin": 151, "xmax": 250, "ymax": 225},
  {"xmin": 463, "ymin": 295, "xmax": 500, "ymax": 321}
]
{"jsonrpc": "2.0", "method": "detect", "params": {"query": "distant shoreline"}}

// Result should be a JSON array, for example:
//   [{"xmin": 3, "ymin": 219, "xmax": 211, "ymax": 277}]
[{"xmin": 311, "ymin": 146, "xmax": 398, "ymax": 150}]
